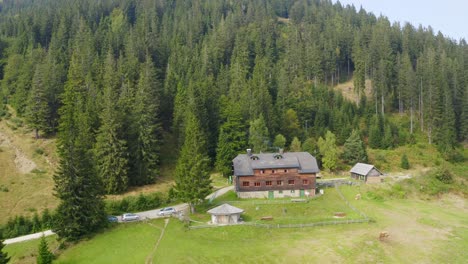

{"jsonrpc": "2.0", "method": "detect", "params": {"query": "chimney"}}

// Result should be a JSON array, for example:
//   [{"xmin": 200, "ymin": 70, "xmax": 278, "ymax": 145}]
[
  {"xmin": 279, "ymin": 148, "xmax": 284, "ymax": 155},
  {"xmin": 247, "ymin": 149, "xmax": 252, "ymax": 156}
]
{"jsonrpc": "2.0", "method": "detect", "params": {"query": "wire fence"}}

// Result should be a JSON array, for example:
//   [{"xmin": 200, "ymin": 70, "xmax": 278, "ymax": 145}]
[
  {"xmin": 188, "ymin": 218, "xmax": 371, "ymax": 230},
  {"xmin": 188, "ymin": 185, "xmax": 372, "ymax": 230}
]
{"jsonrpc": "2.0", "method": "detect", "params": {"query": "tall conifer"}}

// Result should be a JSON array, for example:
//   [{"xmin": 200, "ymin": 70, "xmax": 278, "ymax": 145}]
[{"xmin": 174, "ymin": 113, "xmax": 212, "ymax": 213}]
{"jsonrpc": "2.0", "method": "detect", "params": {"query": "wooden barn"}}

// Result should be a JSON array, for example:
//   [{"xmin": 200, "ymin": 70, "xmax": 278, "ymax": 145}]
[
  {"xmin": 350, "ymin": 163, "xmax": 383, "ymax": 183},
  {"xmin": 232, "ymin": 150, "xmax": 319, "ymax": 198},
  {"xmin": 207, "ymin": 204, "xmax": 244, "ymax": 225}
]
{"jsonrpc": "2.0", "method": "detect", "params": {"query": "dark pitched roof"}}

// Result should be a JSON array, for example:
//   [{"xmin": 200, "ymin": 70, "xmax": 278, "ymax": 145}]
[
  {"xmin": 350, "ymin": 163, "xmax": 382, "ymax": 176},
  {"xmin": 207, "ymin": 203, "xmax": 244, "ymax": 215},
  {"xmin": 233, "ymin": 152, "xmax": 319, "ymax": 176}
]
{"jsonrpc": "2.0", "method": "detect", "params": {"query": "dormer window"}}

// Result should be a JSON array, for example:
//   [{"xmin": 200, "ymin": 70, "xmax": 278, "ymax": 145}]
[
  {"xmin": 250, "ymin": 155, "xmax": 259, "ymax": 160},
  {"xmin": 273, "ymin": 154, "xmax": 283, "ymax": 160}
]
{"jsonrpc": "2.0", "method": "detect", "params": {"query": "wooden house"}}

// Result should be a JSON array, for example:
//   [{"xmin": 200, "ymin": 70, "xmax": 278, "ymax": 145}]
[
  {"xmin": 207, "ymin": 203, "xmax": 244, "ymax": 224},
  {"xmin": 350, "ymin": 163, "xmax": 383, "ymax": 183},
  {"xmin": 232, "ymin": 150, "xmax": 319, "ymax": 198}
]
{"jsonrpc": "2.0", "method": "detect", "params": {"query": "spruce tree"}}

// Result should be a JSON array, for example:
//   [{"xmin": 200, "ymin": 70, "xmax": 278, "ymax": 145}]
[
  {"xmin": 26, "ymin": 62, "xmax": 50, "ymax": 139},
  {"xmin": 95, "ymin": 52, "xmax": 129, "ymax": 194},
  {"xmin": 174, "ymin": 113, "xmax": 212, "ymax": 213},
  {"xmin": 53, "ymin": 49, "xmax": 106, "ymax": 242},
  {"xmin": 401, "ymin": 153, "xmax": 410, "ymax": 169},
  {"xmin": 130, "ymin": 55, "xmax": 161, "ymax": 185},
  {"xmin": 342, "ymin": 130, "xmax": 368, "ymax": 165},
  {"xmin": 36, "ymin": 235, "xmax": 53, "ymax": 264},
  {"xmin": 249, "ymin": 114, "xmax": 269, "ymax": 153},
  {"xmin": 0, "ymin": 239, "xmax": 10, "ymax": 264},
  {"xmin": 215, "ymin": 103, "xmax": 247, "ymax": 177}
]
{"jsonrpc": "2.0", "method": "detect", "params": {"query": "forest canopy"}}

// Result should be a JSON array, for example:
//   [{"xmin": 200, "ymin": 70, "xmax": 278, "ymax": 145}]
[{"xmin": 0, "ymin": 0, "xmax": 466, "ymax": 193}]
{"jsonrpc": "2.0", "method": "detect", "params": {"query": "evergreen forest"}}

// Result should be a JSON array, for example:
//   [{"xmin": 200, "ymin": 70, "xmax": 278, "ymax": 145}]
[{"xmin": 0, "ymin": 0, "xmax": 466, "ymax": 240}]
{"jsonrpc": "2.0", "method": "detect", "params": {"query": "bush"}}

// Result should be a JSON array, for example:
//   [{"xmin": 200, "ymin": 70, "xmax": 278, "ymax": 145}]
[
  {"xmin": 105, "ymin": 192, "xmax": 165, "ymax": 215},
  {"xmin": 433, "ymin": 168, "xmax": 454, "ymax": 184},
  {"xmin": 34, "ymin": 148, "xmax": 45, "ymax": 155},
  {"xmin": 401, "ymin": 154, "xmax": 410, "ymax": 169}
]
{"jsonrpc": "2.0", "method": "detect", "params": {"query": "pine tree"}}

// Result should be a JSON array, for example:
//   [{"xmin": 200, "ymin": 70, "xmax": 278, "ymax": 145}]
[
  {"xmin": 317, "ymin": 131, "xmax": 339, "ymax": 171},
  {"xmin": 130, "ymin": 55, "xmax": 161, "ymax": 185},
  {"xmin": 174, "ymin": 113, "xmax": 212, "ymax": 213},
  {"xmin": 342, "ymin": 130, "xmax": 368, "ymax": 165},
  {"xmin": 0, "ymin": 239, "xmax": 10, "ymax": 264},
  {"xmin": 249, "ymin": 114, "xmax": 269, "ymax": 153},
  {"xmin": 36, "ymin": 235, "xmax": 53, "ymax": 264},
  {"xmin": 95, "ymin": 52, "xmax": 129, "ymax": 194},
  {"xmin": 289, "ymin": 137, "xmax": 302, "ymax": 152},
  {"xmin": 215, "ymin": 103, "xmax": 247, "ymax": 177},
  {"xmin": 53, "ymin": 48, "xmax": 106, "ymax": 242}
]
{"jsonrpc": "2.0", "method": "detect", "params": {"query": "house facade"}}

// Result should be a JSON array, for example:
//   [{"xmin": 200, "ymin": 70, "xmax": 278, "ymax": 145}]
[
  {"xmin": 350, "ymin": 163, "xmax": 383, "ymax": 183},
  {"xmin": 232, "ymin": 150, "xmax": 319, "ymax": 198}
]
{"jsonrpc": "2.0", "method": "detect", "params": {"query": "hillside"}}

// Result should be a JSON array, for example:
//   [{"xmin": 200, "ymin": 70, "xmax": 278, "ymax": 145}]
[
  {"xmin": 0, "ymin": 109, "xmax": 57, "ymax": 223},
  {"xmin": 0, "ymin": 0, "xmax": 466, "ymax": 252},
  {"xmin": 5, "ymin": 185, "xmax": 467, "ymax": 263}
]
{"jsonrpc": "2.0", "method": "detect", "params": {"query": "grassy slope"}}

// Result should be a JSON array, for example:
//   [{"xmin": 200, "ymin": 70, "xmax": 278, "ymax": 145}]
[
  {"xmin": 7, "ymin": 184, "xmax": 466, "ymax": 264},
  {"xmin": 0, "ymin": 112, "xmax": 58, "ymax": 223}
]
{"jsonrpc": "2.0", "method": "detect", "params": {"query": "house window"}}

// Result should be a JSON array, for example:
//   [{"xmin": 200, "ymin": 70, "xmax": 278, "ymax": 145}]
[
  {"xmin": 288, "ymin": 180, "xmax": 295, "ymax": 185},
  {"xmin": 272, "ymin": 170, "xmax": 275, "ymax": 173},
  {"xmin": 303, "ymin": 179, "xmax": 309, "ymax": 185},
  {"xmin": 291, "ymin": 190, "xmax": 295, "ymax": 193},
  {"xmin": 260, "ymin": 170, "xmax": 265, "ymax": 174},
  {"xmin": 279, "ymin": 190, "xmax": 283, "ymax": 194},
  {"xmin": 254, "ymin": 182, "xmax": 261, "ymax": 187},
  {"xmin": 242, "ymin": 181, "xmax": 250, "ymax": 187},
  {"xmin": 277, "ymin": 180, "xmax": 283, "ymax": 186},
  {"xmin": 266, "ymin": 181, "xmax": 272, "ymax": 186},
  {"xmin": 284, "ymin": 169, "xmax": 288, "ymax": 173}
]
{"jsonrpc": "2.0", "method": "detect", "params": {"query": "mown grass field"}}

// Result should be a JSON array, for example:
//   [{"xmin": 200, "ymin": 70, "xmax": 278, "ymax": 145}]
[{"xmin": 6, "ymin": 183, "xmax": 467, "ymax": 264}]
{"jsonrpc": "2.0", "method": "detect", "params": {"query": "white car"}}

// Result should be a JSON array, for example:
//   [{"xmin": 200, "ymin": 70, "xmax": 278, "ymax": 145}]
[
  {"xmin": 122, "ymin": 213, "xmax": 140, "ymax": 221},
  {"xmin": 158, "ymin": 207, "xmax": 176, "ymax": 216}
]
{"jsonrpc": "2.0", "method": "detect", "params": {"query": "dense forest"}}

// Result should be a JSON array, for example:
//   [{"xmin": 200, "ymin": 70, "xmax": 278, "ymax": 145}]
[{"xmin": 0, "ymin": 0, "xmax": 466, "ymax": 205}]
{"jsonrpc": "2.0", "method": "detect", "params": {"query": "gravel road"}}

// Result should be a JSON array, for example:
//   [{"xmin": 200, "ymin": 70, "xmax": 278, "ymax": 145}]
[{"xmin": 4, "ymin": 186, "xmax": 234, "ymax": 245}]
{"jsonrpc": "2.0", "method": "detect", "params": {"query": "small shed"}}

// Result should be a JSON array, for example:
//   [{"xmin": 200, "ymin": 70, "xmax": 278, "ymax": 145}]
[
  {"xmin": 207, "ymin": 203, "xmax": 244, "ymax": 225},
  {"xmin": 350, "ymin": 163, "xmax": 383, "ymax": 183}
]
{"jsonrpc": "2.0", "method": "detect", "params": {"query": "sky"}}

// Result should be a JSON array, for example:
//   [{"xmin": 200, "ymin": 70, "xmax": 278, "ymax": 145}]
[{"xmin": 334, "ymin": 0, "xmax": 468, "ymax": 41}]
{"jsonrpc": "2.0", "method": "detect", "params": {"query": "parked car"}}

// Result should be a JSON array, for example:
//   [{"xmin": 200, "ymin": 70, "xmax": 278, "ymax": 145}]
[
  {"xmin": 158, "ymin": 207, "xmax": 176, "ymax": 216},
  {"xmin": 107, "ymin": 215, "xmax": 118, "ymax": 223},
  {"xmin": 122, "ymin": 213, "xmax": 140, "ymax": 221}
]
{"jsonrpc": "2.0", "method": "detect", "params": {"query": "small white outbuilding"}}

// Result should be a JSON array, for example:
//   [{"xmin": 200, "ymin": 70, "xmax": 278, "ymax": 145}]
[{"xmin": 207, "ymin": 203, "xmax": 244, "ymax": 225}]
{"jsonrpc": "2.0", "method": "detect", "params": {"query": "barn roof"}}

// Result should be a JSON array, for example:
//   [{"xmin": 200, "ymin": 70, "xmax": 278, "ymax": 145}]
[
  {"xmin": 350, "ymin": 163, "xmax": 382, "ymax": 176},
  {"xmin": 207, "ymin": 203, "xmax": 244, "ymax": 215},
  {"xmin": 233, "ymin": 152, "xmax": 319, "ymax": 176}
]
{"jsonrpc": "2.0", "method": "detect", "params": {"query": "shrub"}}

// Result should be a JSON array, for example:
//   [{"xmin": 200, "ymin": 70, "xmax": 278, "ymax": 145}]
[
  {"xmin": 433, "ymin": 168, "xmax": 454, "ymax": 184},
  {"xmin": 34, "ymin": 148, "xmax": 45, "ymax": 155},
  {"xmin": 401, "ymin": 154, "xmax": 410, "ymax": 169}
]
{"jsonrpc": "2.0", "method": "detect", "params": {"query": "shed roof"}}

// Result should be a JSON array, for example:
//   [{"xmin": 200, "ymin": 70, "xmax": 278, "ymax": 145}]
[
  {"xmin": 350, "ymin": 163, "xmax": 382, "ymax": 176},
  {"xmin": 233, "ymin": 152, "xmax": 319, "ymax": 176},
  {"xmin": 207, "ymin": 203, "xmax": 244, "ymax": 215}
]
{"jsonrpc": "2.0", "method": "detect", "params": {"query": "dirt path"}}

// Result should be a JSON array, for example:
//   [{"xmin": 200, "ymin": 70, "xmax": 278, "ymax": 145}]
[
  {"xmin": 145, "ymin": 218, "xmax": 170, "ymax": 264},
  {"xmin": 0, "ymin": 131, "xmax": 36, "ymax": 174}
]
